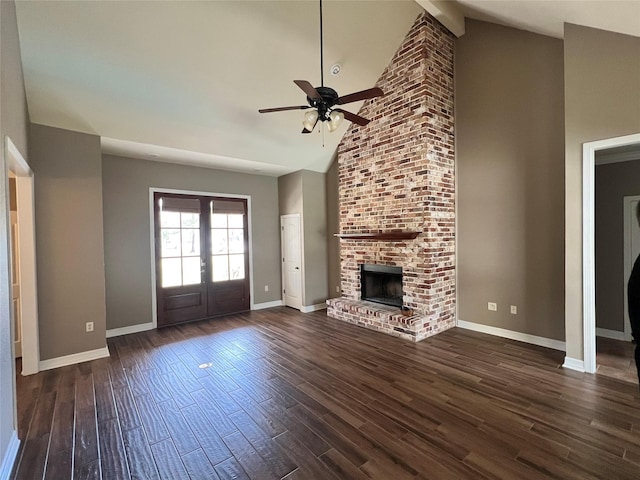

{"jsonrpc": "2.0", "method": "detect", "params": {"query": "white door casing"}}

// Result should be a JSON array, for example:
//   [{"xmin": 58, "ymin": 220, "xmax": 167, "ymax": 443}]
[
  {"xmin": 5, "ymin": 137, "xmax": 39, "ymax": 375},
  {"xmin": 581, "ymin": 133, "xmax": 640, "ymax": 374},
  {"xmin": 624, "ymin": 195, "xmax": 640, "ymax": 341},
  {"xmin": 281, "ymin": 214, "xmax": 302, "ymax": 310}
]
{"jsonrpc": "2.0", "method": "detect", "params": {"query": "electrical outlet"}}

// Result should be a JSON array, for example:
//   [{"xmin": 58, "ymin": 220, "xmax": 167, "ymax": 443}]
[
  {"xmin": 488, "ymin": 302, "xmax": 497, "ymax": 311},
  {"xmin": 510, "ymin": 305, "xmax": 517, "ymax": 315},
  {"xmin": 336, "ymin": 285, "xmax": 340, "ymax": 293},
  {"xmin": 86, "ymin": 322, "xmax": 94, "ymax": 332},
  {"xmin": 264, "ymin": 285, "xmax": 269, "ymax": 292}
]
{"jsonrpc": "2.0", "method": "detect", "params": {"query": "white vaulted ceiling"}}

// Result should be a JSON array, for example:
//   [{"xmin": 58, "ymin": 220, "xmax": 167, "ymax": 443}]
[
  {"xmin": 15, "ymin": 0, "xmax": 422, "ymax": 175},
  {"xmin": 14, "ymin": 1, "xmax": 640, "ymax": 176}
]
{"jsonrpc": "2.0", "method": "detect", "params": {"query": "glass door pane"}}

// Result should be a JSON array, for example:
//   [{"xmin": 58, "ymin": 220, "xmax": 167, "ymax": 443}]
[
  {"xmin": 210, "ymin": 207, "xmax": 245, "ymax": 283},
  {"xmin": 159, "ymin": 197, "xmax": 202, "ymax": 287}
]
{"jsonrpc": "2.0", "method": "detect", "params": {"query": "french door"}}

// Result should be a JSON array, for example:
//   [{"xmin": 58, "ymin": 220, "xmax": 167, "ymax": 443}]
[{"xmin": 154, "ymin": 192, "xmax": 250, "ymax": 327}]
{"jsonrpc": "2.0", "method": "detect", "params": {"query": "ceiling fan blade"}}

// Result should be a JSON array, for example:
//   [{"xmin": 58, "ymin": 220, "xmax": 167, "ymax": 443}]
[
  {"xmin": 337, "ymin": 87, "xmax": 384, "ymax": 105},
  {"xmin": 334, "ymin": 109, "xmax": 370, "ymax": 126},
  {"xmin": 294, "ymin": 80, "xmax": 322, "ymax": 100},
  {"xmin": 259, "ymin": 105, "xmax": 310, "ymax": 113}
]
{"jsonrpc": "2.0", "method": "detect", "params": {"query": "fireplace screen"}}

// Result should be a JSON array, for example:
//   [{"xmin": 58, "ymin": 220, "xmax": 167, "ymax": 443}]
[{"xmin": 360, "ymin": 264, "xmax": 403, "ymax": 307}]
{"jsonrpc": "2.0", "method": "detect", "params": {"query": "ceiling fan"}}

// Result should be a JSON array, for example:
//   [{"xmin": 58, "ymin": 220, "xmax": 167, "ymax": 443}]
[{"xmin": 258, "ymin": 0, "xmax": 384, "ymax": 134}]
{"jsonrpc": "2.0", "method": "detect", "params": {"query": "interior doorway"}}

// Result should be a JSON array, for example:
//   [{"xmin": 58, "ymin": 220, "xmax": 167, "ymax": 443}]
[
  {"xmin": 583, "ymin": 133, "xmax": 640, "ymax": 374},
  {"xmin": 593, "ymin": 175, "xmax": 640, "ymax": 384},
  {"xmin": 5, "ymin": 137, "xmax": 39, "ymax": 375}
]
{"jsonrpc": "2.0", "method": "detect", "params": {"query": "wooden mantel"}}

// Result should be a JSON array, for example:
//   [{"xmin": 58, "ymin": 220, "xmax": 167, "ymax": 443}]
[{"xmin": 334, "ymin": 231, "xmax": 421, "ymax": 241}]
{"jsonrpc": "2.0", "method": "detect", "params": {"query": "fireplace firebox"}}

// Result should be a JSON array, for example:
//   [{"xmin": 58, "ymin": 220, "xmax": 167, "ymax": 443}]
[{"xmin": 360, "ymin": 264, "xmax": 403, "ymax": 308}]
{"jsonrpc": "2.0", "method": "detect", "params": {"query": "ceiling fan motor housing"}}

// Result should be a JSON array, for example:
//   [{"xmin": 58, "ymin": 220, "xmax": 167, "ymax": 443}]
[{"xmin": 308, "ymin": 86, "xmax": 339, "ymax": 121}]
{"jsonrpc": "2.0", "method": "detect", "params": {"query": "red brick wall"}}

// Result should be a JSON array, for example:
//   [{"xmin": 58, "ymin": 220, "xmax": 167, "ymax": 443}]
[{"xmin": 333, "ymin": 11, "xmax": 455, "ymax": 337}]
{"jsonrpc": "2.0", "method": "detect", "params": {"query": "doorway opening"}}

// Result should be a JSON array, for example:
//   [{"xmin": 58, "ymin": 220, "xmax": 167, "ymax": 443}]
[
  {"xmin": 6, "ymin": 137, "xmax": 39, "ymax": 375},
  {"xmin": 583, "ymin": 133, "xmax": 640, "ymax": 375}
]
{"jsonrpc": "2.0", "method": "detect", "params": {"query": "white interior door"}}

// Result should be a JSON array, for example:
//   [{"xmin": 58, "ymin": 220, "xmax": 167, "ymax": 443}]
[
  {"xmin": 281, "ymin": 214, "xmax": 302, "ymax": 310},
  {"xmin": 624, "ymin": 195, "xmax": 640, "ymax": 341},
  {"xmin": 11, "ymin": 208, "xmax": 21, "ymax": 358}
]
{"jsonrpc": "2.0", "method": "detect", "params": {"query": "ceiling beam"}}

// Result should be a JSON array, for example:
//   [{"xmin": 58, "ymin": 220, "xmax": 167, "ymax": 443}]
[{"xmin": 415, "ymin": 0, "xmax": 465, "ymax": 37}]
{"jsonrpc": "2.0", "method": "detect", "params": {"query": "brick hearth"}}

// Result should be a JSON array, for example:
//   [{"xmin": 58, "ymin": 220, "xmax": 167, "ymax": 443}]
[
  {"xmin": 327, "ymin": 298, "xmax": 433, "ymax": 342},
  {"xmin": 326, "ymin": 11, "xmax": 455, "ymax": 342}
]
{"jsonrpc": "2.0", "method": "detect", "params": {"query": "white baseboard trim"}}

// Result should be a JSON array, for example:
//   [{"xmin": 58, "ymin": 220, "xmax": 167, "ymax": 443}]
[
  {"xmin": 595, "ymin": 327, "xmax": 628, "ymax": 341},
  {"xmin": 0, "ymin": 430, "xmax": 19, "ymax": 480},
  {"xmin": 39, "ymin": 346, "xmax": 110, "ymax": 371},
  {"xmin": 456, "ymin": 319, "xmax": 566, "ymax": 351},
  {"xmin": 301, "ymin": 303, "xmax": 328, "ymax": 313},
  {"xmin": 107, "ymin": 322, "xmax": 155, "ymax": 338},
  {"xmin": 252, "ymin": 300, "xmax": 284, "ymax": 310},
  {"xmin": 563, "ymin": 356, "xmax": 586, "ymax": 372}
]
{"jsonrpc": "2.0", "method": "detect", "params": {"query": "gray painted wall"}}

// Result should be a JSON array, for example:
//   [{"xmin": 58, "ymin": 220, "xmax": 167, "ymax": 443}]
[
  {"xmin": 30, "ymin": 124, "xmax": 107, "ymax": 360},
  {"xmin": 0, "ymin": 0, "xmax": 30, "ymax": 466},
  {"xmin": 278, "ymin": 171, "xmax": 303, "ymax": 215},
  {"xmin": 326, "ymin": 156, "xmax": 340, "ymax": 298},
  {"xmin": 102, "ymin": 154, "xmax": 281, "ymax": 330},
  {"xmin": 564, "ymin": 24, "xmax": 640, "ymax": 360},
  {"xmin": 301, "ymin": 170, "xmax": 328, "ymax": 306},
  {"xmin": 456, "ymin": 20, "xmax": 565, "ymax": 341},
  {"xmin": 278, "ymin": 170, "xmax": 329, "ymax": 307},
  {"xmin": 595, "ymin": 159, "xmax": 640, "ymax": 332}
]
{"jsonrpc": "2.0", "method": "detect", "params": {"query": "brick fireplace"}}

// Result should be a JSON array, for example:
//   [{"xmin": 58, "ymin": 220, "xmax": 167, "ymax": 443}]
[{"xmin": 326, "ymin": 11, "xmax": 455, "ymax": 342}]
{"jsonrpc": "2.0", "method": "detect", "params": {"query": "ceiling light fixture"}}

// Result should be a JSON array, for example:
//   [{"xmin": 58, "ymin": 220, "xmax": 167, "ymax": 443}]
[
  {"xmin": 302, "ymin": 110, "xmax": 319, "ymax": 131},
  {"xmin": 327, "ymin": 110, "xmax": 344, "ymax": 132},
  {"xmin": 258, "ymin": 0, "xmax": 383, "ymax": 134},
  {"xmin": 299, "ymin": 0, "xmax": 343, "ymax": 133}
]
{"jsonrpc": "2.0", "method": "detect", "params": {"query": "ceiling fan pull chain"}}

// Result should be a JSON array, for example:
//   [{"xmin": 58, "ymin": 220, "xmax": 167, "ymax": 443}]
[{"xmin": 322, "ymin": 122, "xmax": 325, "ymax": 148}]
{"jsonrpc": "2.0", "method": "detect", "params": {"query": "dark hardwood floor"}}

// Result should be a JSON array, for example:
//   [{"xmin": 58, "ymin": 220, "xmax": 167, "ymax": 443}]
[
  {"xmin": 11, "ymin": 307, "xmax": 640, "ymax": 479},
  {"xmin": 596, "ymin": 336, "xmax": 638, "ymax": 384}
]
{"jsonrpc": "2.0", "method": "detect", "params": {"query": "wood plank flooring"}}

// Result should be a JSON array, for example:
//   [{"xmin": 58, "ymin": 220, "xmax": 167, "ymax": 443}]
[
  {"xmin": 11, "ymin": 307, "xmax": 640, "ymax": 479},
  {"xmin": 596, "ymin": 336, "xmax": 638, "ymax": 384}
]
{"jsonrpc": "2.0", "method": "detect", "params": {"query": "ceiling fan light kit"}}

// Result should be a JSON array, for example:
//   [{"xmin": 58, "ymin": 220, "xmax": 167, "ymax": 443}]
[
  {"xmin": 258, "ymin": 0, "xmax": 383, "ymax": 134},
  {"xmin": 302, "ymin": 110, "xmax": 318, "ymax": 132},
  {"xmin": 327, "ymin": 110, "xmax": 344, "ymax": 132}
]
